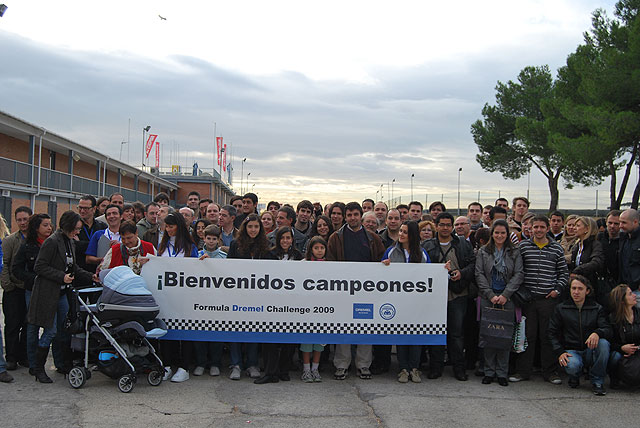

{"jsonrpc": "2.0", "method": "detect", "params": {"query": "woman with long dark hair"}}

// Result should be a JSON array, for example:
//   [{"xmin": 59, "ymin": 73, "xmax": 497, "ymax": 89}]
[
  {"xmin": 158, "ymin": 212, "xmax": 198, "ymax": 258},
  {"xmin": 157, "ymin": 212, "xmax": 197, "ymax": 383},
  {"xmin": 192, "ymin": 218, "xmax": 211, "ymax": 251},
  {"xmin": 27, "ymin": 211, "xmax": 97, "ymax": 383},
  {"xmin": 227, "ymin": 214, "xmax": 275, "ymax": 381},
  {"xmin": 13, "ymin": 214, "xmax": 53, "ymax": 373},
  {"xmin": 475, "ymin": 219, "xmax": 524, "ymax": 386},
  {"xmin": 269, "ymin": 227, "xmax": 303, "ymax": 261},
  {"xmin": 255, "ymin": 227, "xmax": 302, "ymax": 385},
  {"xmin": 382, "ymin": 221, "xmax": 430, "ymax": 383},
  {"xmin": 608, "ymin": 284, "xmax": 640, "ymax": 389}
]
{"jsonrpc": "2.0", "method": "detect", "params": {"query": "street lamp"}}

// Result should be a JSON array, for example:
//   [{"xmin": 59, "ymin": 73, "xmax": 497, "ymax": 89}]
[
  {"xmin": 240, "ymin": 158, "xmax": 247, "ymax": 194},
  {"xmin": 457, "ymin": 167, "xmax": 463, "ymax": 215},
  {"xmin": 391, "ymin": 178, "xmax": 395, "ymax": 204},
  {"xmin": 379, "ymin": 184, "xmax": 384, "ymax": 201},
  {"xmin": 411, "ymin": 173, "xmax": 415, "ymax": 201},
  {"xmin": 119, "ymin": 141, "xmax": 127, "ymax": 161},
  {"xmin": 246, "ymin": 172, "xmax": 251, "ymax": 194},
  {"xmin": 142, "ymin": 125, "xmax": 151, "ymax": 168}
]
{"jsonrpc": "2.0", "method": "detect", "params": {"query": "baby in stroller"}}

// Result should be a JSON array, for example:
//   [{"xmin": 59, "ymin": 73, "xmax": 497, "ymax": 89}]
[{"xmin": 68, "ymin": 266, "xmax": 167, "ymax": 393}]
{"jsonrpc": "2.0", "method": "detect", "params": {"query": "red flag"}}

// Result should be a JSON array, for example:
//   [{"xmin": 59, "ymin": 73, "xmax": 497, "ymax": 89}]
[
  {"xmin": 145, "ymin": 134, "xmax": 158, "ymax": 158},
  {"xmin": 216, "ymin": 137, "xmax": 223, "ymax": 166},
  {"xmin": 155, "ymin": 141, "xmax": 160, "ymax": 168},
  {"xmin": 223, "ymin": 143, "xmax": 227, "ymax": 172}
]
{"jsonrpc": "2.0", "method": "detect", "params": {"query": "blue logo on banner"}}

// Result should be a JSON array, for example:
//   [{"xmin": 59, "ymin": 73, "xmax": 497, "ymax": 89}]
[
  {"xmin": 379, "ymin": 303, "xmax": 396, "ymax": 320},
  {"xmin": 353, "ymin": 303, "xmax": 374, "ymax": 319}
]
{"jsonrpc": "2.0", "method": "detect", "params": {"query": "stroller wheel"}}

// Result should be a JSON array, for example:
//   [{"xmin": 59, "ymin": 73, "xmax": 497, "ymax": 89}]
[
  {"xmin": 68, "ymin": 367, "xmax": 87, "ymax": 389},
  {"xmin": 117, "ymin": 374, "xmax": 135, "ymax": 393},
  {"xmin": 147, "ymin": 369, "xmax": 163, "ymax": 386}
]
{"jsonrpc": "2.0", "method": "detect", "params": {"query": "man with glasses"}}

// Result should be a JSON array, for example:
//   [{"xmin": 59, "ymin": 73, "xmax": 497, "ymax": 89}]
[
  {"xmin": 76, "ymin": 195, "xmax": 107, "ymax": 273},
  {"xmin": 422, "ymin": 212, "xmax": 475, "ymax": 381}
]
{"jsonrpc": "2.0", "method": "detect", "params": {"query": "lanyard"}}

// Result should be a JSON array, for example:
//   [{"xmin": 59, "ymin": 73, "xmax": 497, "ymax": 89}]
[
  {"xmin": 167, "ymin": 242, "xmax": 177, "ymax": 257},
  {"xmin": 83, "ymin": 226, "xmax": 91, "ymax": 240}
]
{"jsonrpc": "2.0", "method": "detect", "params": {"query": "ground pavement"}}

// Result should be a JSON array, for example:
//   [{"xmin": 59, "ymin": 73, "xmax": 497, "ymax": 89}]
[{"xmin": 1, "ymin": 361, "xmax": 639, "ymax": 428}]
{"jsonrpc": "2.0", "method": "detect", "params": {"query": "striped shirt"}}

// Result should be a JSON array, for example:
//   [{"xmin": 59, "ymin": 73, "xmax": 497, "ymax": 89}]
[{"xmin": 519, "ymin": 238, "xmax": 569, "ymax": 297}]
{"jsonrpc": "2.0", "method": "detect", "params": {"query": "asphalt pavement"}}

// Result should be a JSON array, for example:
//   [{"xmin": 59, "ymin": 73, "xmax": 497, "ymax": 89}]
[{"xmin": 1, "ymin": 358, "xmax": 639, "ymax": 428}]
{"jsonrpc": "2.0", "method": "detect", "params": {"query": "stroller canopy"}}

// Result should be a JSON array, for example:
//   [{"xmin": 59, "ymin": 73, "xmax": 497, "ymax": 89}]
[
  {"xmin": 99, "ymin": 266, "xmax": 157, "ymax": 308},
  {"xmin": 102, "ymin": 266, "xmax": 152, "ymax": 296}
]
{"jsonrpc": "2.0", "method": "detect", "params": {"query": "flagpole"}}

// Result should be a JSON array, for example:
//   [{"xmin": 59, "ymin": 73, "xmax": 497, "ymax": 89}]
[{"xmin": 213, "ymin": 122, "xmax": 217, "ymax": 175}]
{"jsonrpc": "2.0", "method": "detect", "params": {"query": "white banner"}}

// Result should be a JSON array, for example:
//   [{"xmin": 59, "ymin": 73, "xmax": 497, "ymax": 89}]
[{"xmin": 140, "ymin": 257, "xmax": 448, "ymax": 345}]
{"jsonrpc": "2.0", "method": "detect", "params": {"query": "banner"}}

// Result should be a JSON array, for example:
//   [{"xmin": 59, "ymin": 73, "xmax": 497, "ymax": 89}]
[
  {"xmin": 155, "ymin": 141, "xmax": 160, "ymax": 168},
  {"xmin": 216, "ymin": 136, "xmax": 223, "ymax": 166},
  {"xmin": 223, "ymin": 143, "xmax": 227, "ymax": 172},
  {"xmin": 145, "ymin": 134, "xmax": 158, "ymax": 159},
  {"xmin": 140, "ymin": 257, "xmax": 448, "ymax": 345}
]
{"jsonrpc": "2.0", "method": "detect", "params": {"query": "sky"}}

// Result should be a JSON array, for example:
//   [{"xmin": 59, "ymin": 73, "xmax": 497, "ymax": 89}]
[{"xmin": 0, "ymin": 0, "xmax": 628, "ymax": 210}]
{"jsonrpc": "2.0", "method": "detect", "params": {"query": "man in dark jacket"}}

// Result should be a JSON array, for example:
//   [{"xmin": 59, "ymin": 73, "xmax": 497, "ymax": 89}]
[
  {"xmin": 548, "ymin": 275, "xmax": 611, "ymax": 396},
  {"xmin": 619, "ymin": 209, "xmax": 640, "ymax": 290},
  {"xmin": 597, "ymin": 210, "xmax": 621, "ymax": 289},
  {"xmin": 421, "ymin": 212, "xmax": 475, "ymax": 381}
]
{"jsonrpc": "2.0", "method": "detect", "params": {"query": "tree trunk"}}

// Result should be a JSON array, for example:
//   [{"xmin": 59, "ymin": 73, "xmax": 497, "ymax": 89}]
[
  {"xmin": 614, "ymin": 142, "xmax": 639, "ymax": 210},
  {"xmin": 632, "ymin": 178, "xmax": 640, "ymax": 210},
  {"xmin": 547, "ymin": 173, "xmax": 560, "ymax": 212},
  {"xmin": 610, "ymin": 159, "xmax": 618, "ymax": 209}
]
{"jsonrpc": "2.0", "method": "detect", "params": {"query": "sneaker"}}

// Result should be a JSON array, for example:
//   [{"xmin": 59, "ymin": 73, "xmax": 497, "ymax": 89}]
[
  {"xmin": 301, "ymin": 369, "xmax": 314, "ymax": 383},
  {"xmin": 397, "ymin": 369, "xmax": 409, "ymax": 383},
  {"xmin": 209, "ymin": 366, "xmax": 220, "ymax": 376},
  {"xmin": 592, "ymin": 384, "xmax": 607, "ymax": 396},
  {"xmin": 508, "ymin": 373, "xmax": 529, "ymax": 382},
  {"xmin": 0, "ymin": 371, "xmax": 14, "ymax": 383},
  {"xmin": 311, "ymin": 369, "xmax": 322, "ymax": 382},
  {"xmin": 246, "ymin": 366, "xmax": 261, "ymax": 379},
  {"xmin": 229, "ymin": 365, "xmax": 241, "ymax": 380},
  {"xmin": 547, "ymin": 373, "xmax": 562, "ymax": 385},
  {"xmin": 193, "ymin": 366, "xmax": 205, "ymax": 376},
  {"xmin": 358, "ymin": 367, "xmax": 372, "ymax": 379},
  {"xmin": 162, "ymin": 366, "xmax": 173, "ymax": 381},
  {"xmin": 334, "ymin": 367, "xmax": 348, "ymax": 380},
  {"xmin": 171, "ymin": 367, "xmax": 189, "ymax": 382},
  {"xmin": 410, "ymin": 368, "xmax": 422, "ymax": 383},
  {"xmin": 568, "ymin": 376, "xmax": 580, "ymax": 388}
]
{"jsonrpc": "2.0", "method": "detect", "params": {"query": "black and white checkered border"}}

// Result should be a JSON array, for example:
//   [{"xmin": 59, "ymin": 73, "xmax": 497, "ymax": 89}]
[{"xmin": 164, "ymin": 319, "xmax": 446, "ymax": 335}]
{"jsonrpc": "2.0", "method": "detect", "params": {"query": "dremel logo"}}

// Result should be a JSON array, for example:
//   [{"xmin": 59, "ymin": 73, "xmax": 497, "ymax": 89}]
[
  {"xmin": 379, "ymin": 303, "xmax": 396, "ymax": 320},
  {"xmin": 353, "ymin": 303, "xmax": 374, "ymax": 319}
]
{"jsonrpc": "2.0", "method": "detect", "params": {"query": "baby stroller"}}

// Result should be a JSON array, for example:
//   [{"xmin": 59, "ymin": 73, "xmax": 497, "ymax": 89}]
[{"xmin": 68, "ymin": 266, "xmax": 167, "ymax": 393}]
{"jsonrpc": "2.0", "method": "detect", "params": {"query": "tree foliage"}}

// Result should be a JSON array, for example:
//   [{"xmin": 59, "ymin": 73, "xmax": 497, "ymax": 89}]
[{"xmin": 545, "ymin": 0, "xmax": 640, "ymax": 209}]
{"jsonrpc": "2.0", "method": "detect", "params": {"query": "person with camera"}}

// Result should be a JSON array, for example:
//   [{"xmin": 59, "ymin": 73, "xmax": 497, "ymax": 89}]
[{"xmin": 26, "ymin": 211, "xmax": 98, "ymax": 383}]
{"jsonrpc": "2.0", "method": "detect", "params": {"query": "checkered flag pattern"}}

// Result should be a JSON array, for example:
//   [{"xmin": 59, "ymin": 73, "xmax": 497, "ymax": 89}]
[{"xmin": 164, "ymin": 319, "xmax": 446, "ymax": 335}]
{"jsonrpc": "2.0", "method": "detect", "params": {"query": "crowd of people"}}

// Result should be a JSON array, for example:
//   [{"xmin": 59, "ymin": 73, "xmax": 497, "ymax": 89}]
[{"xmin": 1, "ymin": 190, "xmax": 640, "ymax": 397}]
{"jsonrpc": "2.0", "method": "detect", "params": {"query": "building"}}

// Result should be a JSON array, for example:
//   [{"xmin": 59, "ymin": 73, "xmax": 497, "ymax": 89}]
[{"xmin": 0, "ymin": 110, "xmax": 234, "ymax": 230}]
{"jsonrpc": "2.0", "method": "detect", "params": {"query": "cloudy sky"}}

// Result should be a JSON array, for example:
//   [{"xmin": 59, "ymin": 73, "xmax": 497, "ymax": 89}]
[{"xmin": 0, "ymin": 0, "xmax": 626, "ymax": 209}]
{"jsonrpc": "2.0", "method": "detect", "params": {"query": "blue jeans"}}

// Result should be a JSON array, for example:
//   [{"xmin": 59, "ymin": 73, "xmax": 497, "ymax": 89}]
[
  {"xmin": 35, "ymin": 295, "xmax": 69, "ymax": 350},
  {"xmin": 397, "ymin": 345, "xmax": 422, "ymax": 371},
  {"xmin": 194, "ymin": 341, "xmax": 223, "ymax": 368},
  {"xmin": 230, "ymin": 343, "xmax": 259, "ymax": 368},
  {"xmin": 564, "ymin": 339, "xmax": 610, "ymax": 386}
]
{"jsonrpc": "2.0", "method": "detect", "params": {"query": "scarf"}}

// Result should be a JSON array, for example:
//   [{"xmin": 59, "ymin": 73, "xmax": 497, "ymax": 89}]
[
  {"xmin": 126, "ymin": 239, "xmax": 143, "ymax": 274},
  {"xmin": 493, "ymin": 247, "xmax": 508, "ymax": 281}
]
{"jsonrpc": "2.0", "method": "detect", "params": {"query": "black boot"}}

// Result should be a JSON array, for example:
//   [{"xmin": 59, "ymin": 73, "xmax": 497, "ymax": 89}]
[{"xmin": 34, "ymin": 347, "xmax": 53, "ymax": 383}]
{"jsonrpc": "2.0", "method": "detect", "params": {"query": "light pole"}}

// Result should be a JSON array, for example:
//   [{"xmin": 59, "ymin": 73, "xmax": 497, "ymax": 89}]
[
  {"xmin": 142, "ymin": 125, "xmax": 151, "ymax": 168},
  {"xmin": 246, "ymin": 172, "xmax": 251, "ymax": 194},
  {"xmin": 411, "ymin": 173, "xmax": 414, "ymax": 201},
  {"xmin": 391, "ymin": 178, "xmax": 395, "ymax": 204},
  {"xmin": 457, "ymin": 167, "xmax": 462, "ymax": 215},
  {"xmin": 379, "ymin": 184, "xmax": 384, "ymax": 201},
  {"xmin": 240, "ymin": 157, "xmax": 247, "ymax": 194},
  {"xmin": 119, "ymin": 141, "xmax": 127, "ymax": 161}
]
